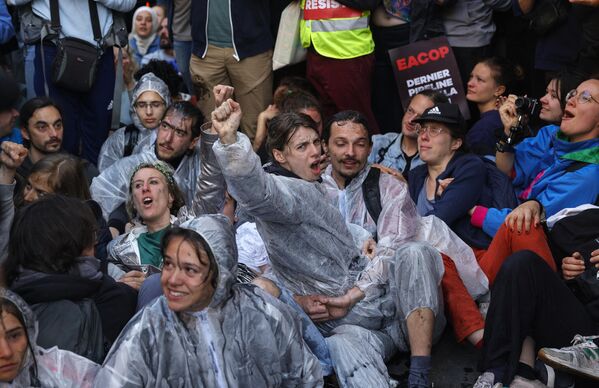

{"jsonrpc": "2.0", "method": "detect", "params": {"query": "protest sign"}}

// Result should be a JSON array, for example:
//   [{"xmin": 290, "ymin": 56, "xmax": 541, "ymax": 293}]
[{"xmin": 389, "ymin": 36, "xmax": 470, "ymax": 119}]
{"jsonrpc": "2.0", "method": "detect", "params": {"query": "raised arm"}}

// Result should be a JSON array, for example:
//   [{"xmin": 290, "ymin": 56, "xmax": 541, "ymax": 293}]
[{"xmin": 0, "ymin": 142, "xmax": 27, "ymax": 263}]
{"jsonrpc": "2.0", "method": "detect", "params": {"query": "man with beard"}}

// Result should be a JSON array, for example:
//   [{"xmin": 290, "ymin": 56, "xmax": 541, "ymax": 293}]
[
  {"xmin": 141, "ymin": 17, "xmax": 178, "ymax": 72},
  {"xmin": 16, "ymin": 97, "xmax": 99, "ymax": 186},
  {"xmin": 90, "ymin": 101, "xmax": 206, "ymax": 223}
]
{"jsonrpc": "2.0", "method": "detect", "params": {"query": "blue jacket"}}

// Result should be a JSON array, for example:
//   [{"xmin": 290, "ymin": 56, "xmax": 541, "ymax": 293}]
[
  {"xmin": 483, "ymin": 125, "xmax": 599, "ymax": 236},
  {"xmin": 408, "ymin": 152, "xmax": 493, "ymax": 249},
  {"xmin": 129, "ymin": 35, "xmax": 160, "ymax": 66},
  {"xmin": 368, "ymin": 132, "xmax": 424, "ymax": 173},
  {"xmin": 0, "ymin": 0, "xmax": 15, "ymax": 44},
  {"xmin": 190, "ymin": 0, "xmax": 281, "ymax": 61}
]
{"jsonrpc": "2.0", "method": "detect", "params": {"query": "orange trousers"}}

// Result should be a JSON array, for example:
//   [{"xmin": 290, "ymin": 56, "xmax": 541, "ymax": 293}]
[{"xmin": 441, "ymin": 223, "xmax": 556, "ymax": 343}]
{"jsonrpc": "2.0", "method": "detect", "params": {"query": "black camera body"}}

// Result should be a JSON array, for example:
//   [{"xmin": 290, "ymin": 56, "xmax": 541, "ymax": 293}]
[{"xmin": 515, "ymin": 96, "xmax": 540, "ymax": 117}]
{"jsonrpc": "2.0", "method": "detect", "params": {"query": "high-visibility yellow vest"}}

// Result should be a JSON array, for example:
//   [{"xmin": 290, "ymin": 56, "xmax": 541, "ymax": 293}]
[{"xmin": 300, "ymin": 0, "xmax": 374, "ymax": 60}]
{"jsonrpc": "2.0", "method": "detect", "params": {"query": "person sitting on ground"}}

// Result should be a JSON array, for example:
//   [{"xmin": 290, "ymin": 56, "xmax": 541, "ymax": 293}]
[
  {"xmin": 128, "ymin": 6, "xmax": 160, "ymax": 65},
  {"xmin": 474, "ymin": 206, "xmax": 599, "ymax": 387},
  {"xmin": 369, "ymin": 89, "xmax": 449, "ymax": 177},
  {"xmin": 473, "ymin": 76, "xmax": 599, "ymax": 240},
  {"xmin": 210, "ymin": 99, "xmax": 448, "ymax": 387},
  {"xmin": 407, "ymin": 103, "xmax": 558, "ymax": 347},
  {"xmin": 15, "ymin": 97, "xmax": 98, "ymax": 188},
  {"xmin": 4, "ymin": 195, "xmax": 137, "ymax": 362},
  {"xmin": 0, "ymin": 289, "xmax": 100, "ymax": 387},
  {"xmin": 134, "ymin": 60, "xmax": 186, "ymax": 102},
  {"xmin": 466, "ymin": 57, "xmax": 522, "ymax": 157},
  {"xmin": 94, "ymin": 216, "xmax": 323, "ymax": 386},
  {"xmin": 98, "ymin": 72, "xmax": 171, "ymax": 172}
]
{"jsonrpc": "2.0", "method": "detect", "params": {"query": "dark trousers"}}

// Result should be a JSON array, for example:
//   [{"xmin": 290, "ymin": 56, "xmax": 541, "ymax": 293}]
[
  {"xmin": 33, "ymin": 44, "xmax": 115, "ymax": 165},
  {"xmin": 306, "ymin": 50, "xmax": 380, "ymax": 134},
  {"xmin": 480, "ymin": 250, "xmax": 594, "ymax": 383}
]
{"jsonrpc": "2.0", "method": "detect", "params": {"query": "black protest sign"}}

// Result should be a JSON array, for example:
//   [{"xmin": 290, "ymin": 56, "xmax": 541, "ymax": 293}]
[{"xmin": 389, "ymin": 36, "xmax": 470, "ymax": 120}]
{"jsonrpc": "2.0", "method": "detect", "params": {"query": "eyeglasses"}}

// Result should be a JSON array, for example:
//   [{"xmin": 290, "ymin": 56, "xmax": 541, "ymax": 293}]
[
  {"xmin": 565, "ymin": 89, "xmax": 599, "ymax": 105},
  {"xmin": 135, "ymin": 101, "xmax": 165, "ymax": 110},
  {"xmin": 414, "ymin": 124, "xmax": 446, "ymax": 137}
]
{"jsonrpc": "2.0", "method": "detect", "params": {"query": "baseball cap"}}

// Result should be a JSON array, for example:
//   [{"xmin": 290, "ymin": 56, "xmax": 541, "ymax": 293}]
[{"xmin": 414, "ymin": 103, "xmax": 466, "ymax": 133}]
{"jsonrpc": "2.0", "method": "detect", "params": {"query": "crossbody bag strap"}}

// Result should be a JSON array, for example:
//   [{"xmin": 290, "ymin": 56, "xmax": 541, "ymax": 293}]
[
  {"xmin": 87, "ymin": 0, "xmax": 103, "ymax": 47},
  {"xmin": 41, "ymin": 0, "xmax": 62, "ymax": 96}
]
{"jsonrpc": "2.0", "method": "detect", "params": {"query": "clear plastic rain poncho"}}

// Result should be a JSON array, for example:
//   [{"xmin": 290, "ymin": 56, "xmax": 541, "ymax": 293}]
[
  {"xmin": 0, "ymin": 289, "xmax": 99, "ymax": 387},
  {"xmin": 97, "ymin": 72, "xmax": 172, "ymax": 172},
  {"xmin": 321, "ymin": 165, "xmax": 489, "ymax": 299},
  {"xmin": 107, "ymin": 130, "xmax": 225, "ymax": 272},
  {"xmin": 91, "ymin": 141, "xmax": 202, "ymax": 221},
  {"xmin": 213, "ymin": 134, "xmax": 445, "ymax": 387},
  {"xmin": 94, "ymin": 215, "xmax": 323, "ymax": 387}
]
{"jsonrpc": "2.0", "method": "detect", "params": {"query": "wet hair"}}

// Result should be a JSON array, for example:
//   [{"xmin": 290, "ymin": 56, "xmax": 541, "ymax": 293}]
[
  {"xmin": 266, "ymin": 112, "xmax": 319, "ymax": 159},
  {"xmin": 126, "ymin": 161, "xmax": 186, "ymax": 220},
  {"xmin": 19, "ymin": 97, "xmax": 62, "ymax": 132},
  {"xmin": 274, "ymin": 76, "xmax": 318, "ymax": 106},
  {"xmin": 161, "ymin": 227, "xmax": 219, "ymax": 290},
  {"xmin": 135, "ymin": 59, "xmax": 183, "ymax": 98},
  {"xmin": 0, "ymin": 298, "xmax": 38, "ymax": 383},
  {"xmin": 322, "ymin": 110, "xmax": 371, "ymax": 144},
  {"xmin": 5, "ymin": 195, "xmax": 97, "ymax": 286},
  {"xmin": 415, "ymin": 89, "xmax": 450, "ymax": 105},
  {"xmin": 0, "ymin": 74, "xmax": 21, "ymax": 113},
  {"xmin": 164, "ymin": 101, "xmax": 204, "ymax": 139},
  {"xmin": 279, "ymin": 90, "xmax": 323, "ymax": 119},
  {"xmin": 476, "ymin": 57, "xmax": 524, "ymax": 96},
  {"xmin": 28, "ymin": 153, "xmax": 91, "ymax": 200}
]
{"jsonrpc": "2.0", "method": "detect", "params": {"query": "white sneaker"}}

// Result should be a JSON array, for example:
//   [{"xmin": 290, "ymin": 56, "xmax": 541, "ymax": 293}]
[
  {"xmin": 473, "ymin": 372, "xmax": 503, "ymax": 388},
  {"xmin": 538, "ymin": 334, "xmax": 599, "ymax": 381},
  {"xmin": 509, "ymin": 376, "xmax": 547, "ymax": 387}
]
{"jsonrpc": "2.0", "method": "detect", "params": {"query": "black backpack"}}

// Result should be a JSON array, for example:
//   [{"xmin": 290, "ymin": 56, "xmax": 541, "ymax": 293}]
[{"xmin": 123, "ymin": 124, "xmax": 139, "ymax": 157}]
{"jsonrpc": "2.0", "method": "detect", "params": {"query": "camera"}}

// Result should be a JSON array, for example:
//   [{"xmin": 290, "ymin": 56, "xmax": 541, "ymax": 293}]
[{"xmin": 515, "ymin": 96, "xmax": 540, "ymax": 117}]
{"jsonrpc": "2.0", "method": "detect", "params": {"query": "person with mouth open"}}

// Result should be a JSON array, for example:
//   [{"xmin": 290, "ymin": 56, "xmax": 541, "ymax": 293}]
[
  {"xmin": 94, "ymin": 216, "xmax": 323, "ymax": 387},
  {"xmin": 97, "ymin": 72, "xmax": 171, "ymax": 173}
]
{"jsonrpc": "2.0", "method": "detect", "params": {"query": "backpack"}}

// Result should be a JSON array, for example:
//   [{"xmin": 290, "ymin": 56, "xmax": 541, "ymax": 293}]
[{"xmin": 362, "ymin": 166, "xmax": 382, "ymax": 226}]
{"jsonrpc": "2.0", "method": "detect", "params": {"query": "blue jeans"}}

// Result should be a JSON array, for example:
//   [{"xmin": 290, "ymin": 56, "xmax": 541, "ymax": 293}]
[
  {"xmin": 33, "ymin": 44, "xmax": 115, "ymax": 165},
  {"xmin": 173, "ymin": 40, "xmax": 192, "ymax": 94}
]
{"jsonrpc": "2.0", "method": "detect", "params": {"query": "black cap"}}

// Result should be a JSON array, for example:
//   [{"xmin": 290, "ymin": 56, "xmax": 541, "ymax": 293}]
[{"xmin": 414, "ymin": 103, "xmax": 466, "ymax": 133}]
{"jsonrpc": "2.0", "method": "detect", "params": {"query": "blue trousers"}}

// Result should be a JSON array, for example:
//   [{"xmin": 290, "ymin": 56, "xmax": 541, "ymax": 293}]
[{"xmin": 33, "ymin": 44, "xmax": 115, "ymax": 165}]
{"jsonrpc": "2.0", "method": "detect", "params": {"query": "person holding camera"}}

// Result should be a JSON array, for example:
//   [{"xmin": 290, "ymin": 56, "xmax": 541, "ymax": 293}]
[{"xmin": 470, "ymin": 76, "xmax": 599, "ymax": 240}]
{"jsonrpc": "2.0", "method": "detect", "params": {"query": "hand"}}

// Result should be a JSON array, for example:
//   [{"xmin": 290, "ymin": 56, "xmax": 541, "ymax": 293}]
[
  {"xmin": 562, "ymin": 252, "xmax": 586, "ymax": 280},
  {"xmin": 212, "ymin": 99, "xmax": 242, "ymax": 145},
  {"xmin": 118, "ymin": 270, "xmax": 146, "ymax": 290},
  {"xmin": 213, "ymin": 85, "xmax": 234, "ymax": 108},
  {"xmin": 498, "ymin": 94, "xmax": 519, "ymax": 136},
  {"xmin": 258, "ymin": 104, "xmax": 279, "ymax": 122},
  {"xmin": 362, "ymin": 238, "xmax": 376, "ymax": 260},
  {"xmin": 371, "ymin": 164, "xmax": 406, "ymax": 183},
  {"xmin": 569, "ymin": 0, "xmax": 599, "ymax": 6},
  {"xmin": 320, "ymin": 287, "xmax": 365, "ymax": 321},
  {"xmin": 318, "ymin": 152, "xmax": 330, "ymax": 172},
  {"xmin": 505, "ymin": 201, "xmax": 542, "ymax": 233},
  {"xmin": 108, "ymin": 227, "xmax": 120, "ymax": 239},
  {"xmin": 294, "ymin": 294, "xmax": 330, "ymax": 321},
  {"xmin": 0, "ymin": 142, "xmax": 28, "ymax": 184},
  {"xmin": 591, "ymin": 249, "xmax": 599, "ymax": 268},
  {"xmin": 436, "ymin": 177, "xmax": 454, "ymax": 196}
]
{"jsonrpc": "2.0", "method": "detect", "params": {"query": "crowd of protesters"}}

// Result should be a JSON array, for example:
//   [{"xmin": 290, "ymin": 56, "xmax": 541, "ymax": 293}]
[{"xmin": 0, "ymin": 0, "xmax": 598, "ymax": 387}]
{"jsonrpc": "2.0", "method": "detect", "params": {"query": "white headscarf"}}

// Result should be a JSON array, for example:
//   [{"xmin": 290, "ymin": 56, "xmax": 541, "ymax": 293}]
[{"xmin": 130, "ymin": 6, "xmax": 159, "ymax": 57}]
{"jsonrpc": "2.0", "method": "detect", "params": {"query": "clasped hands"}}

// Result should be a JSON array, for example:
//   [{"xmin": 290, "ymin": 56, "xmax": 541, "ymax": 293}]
[{"xmin": 294, "ymin": 286, "xmax": 365, "ymax": 322}]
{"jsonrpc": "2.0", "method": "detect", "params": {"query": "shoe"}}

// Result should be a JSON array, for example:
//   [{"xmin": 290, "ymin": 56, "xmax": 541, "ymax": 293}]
[
  {"xmin": 473, "ymin": 372, "xmax": 503, "ymax": 388},
  {"xmin": 509, "ymin": 376, "xmax": 547, "ymax": 387},
  {"xmin": 538, "ymin": 334, "xmax": 599, "ymax": 381}
]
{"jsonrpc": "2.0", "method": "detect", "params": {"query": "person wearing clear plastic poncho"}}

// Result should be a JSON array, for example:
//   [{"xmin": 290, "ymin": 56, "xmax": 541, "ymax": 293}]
[
  {"xmin": 98, "ymin": 72, "xmax": 172, "ymax": 172},
  {"xmin": 91, "ymin": 101, "xmax": 205, "ymax": 221},
  {"xmin": 209, "ymin": 100, "xmax": 443, "ymax": 387},
  {"xmin": 105, "ymin": 117, "xmax": 225, "ymax": 291},
  {"xmin": 0, "ymin": 289, "xmax": 99, "ymax": 387},
  {"xmin": 94, "ymin": 215, "xmax": 323, "ymax": 387}
]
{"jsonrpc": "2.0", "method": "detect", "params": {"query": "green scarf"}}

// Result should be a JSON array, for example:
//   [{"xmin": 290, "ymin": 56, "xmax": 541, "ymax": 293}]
[{"xmin": 137, "ymin": 226, "xmax": 169, "ymax": 267}]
